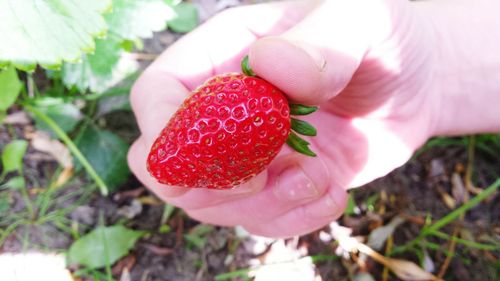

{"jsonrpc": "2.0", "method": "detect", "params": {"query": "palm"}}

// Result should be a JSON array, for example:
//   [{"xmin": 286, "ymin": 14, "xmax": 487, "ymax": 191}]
[{"xmin": 128, "ymin": 0, "xmax": 437, "ymax": 237}]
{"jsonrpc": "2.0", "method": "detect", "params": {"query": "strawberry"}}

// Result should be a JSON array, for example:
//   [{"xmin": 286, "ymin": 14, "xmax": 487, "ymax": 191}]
[{"xmin": 147, "ymin": 56, "xmax": 317, "ymax": 189}]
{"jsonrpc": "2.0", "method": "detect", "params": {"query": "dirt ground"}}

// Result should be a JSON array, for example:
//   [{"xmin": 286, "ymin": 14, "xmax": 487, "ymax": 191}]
[{"xmin": 0, "ymin": 1, "xmax": 499, "ymax": 281}]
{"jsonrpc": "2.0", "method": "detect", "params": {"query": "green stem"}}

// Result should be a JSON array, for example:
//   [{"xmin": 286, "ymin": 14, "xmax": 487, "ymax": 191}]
[
  {"xmin": 420, "ymin": 241, "xmax": 457, "ymax": 257},
  {"xmin": 0, "ymin": 220, "xmax": 26, "ymax": 246},
  {"xmin": 429, "ymin": 230, "xmax": 499, "ymax": 251},
  {"xmin": 25, "ymin": 105, "xmax": 108, "ymax": 196},
  {"xmin": 425, "ymin": 179, "xmax": 498, "ymax": 233},
  {"xmin": 98, "ymin": 211, "xmax": 113, "ymax": 281},
  {"xmin": 19, "ymin": 174, "xmax": 35, "ymax": 220},
  {"xmin": 160, "ymin": 204, "xmax": 176, "ymax": 227},
  {"xmin": 392, "ymin": 178, "xmax": 499, "ymax": 255}
]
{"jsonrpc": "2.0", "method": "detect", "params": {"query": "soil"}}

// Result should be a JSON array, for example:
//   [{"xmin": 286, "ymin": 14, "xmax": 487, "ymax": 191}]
[{"xmin": 0, "ymin": 1, "xmax": 499, "ymax": 281}]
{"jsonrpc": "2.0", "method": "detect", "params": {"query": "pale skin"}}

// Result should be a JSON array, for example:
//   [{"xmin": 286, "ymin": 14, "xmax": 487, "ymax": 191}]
[{"xmin": 128, "ymin": 0, "xmax": 500, "ymax": 238}]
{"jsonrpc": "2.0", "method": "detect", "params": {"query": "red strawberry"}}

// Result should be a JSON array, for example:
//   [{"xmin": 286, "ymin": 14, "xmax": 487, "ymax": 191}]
[{"xmin": 147, "ymin": 57, "xmax": 317, "ymax": 189}]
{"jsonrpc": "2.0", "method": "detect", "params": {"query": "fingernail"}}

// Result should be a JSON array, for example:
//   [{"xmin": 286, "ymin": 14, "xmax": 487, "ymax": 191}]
[
  {"xmin": 304, "ymin": 187, "xmax": 347, "ymax": 218},
  {"xmin": 274, "ymin": 165, "xmax": 320, "ymax": 202},
  {"xmin": 288, "ymin": 40, "xmax": 327, "ymax": 71}
]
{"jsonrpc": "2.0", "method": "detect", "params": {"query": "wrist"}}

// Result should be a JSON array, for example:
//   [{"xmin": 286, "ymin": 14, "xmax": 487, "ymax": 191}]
[{"xmin": 415, "ymin": 0, "xmax": 500, "ymax": 137}]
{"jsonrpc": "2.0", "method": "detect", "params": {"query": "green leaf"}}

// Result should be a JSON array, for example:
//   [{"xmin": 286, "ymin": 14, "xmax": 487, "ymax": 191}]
[
  {"xmin": 291, "ymin": 118, "xmax": 317, "ymax": 136},
  {"xmin": 95, "ymin": 73, "xmax": 139, "ymax": 115},
  {"xmin": 62, "ymin": 38, "xmax": 138, "ymax": 93},
  {"xmin": 68, "ymin": 225, "xmax": 144, "ymax": 269},
  {"xmin": 215, "ymin": 269, "xmax": 252, "ymax": 281},
  {"xmin": 0, "ymin": 66, "xmax": 22, "ymax": 111},
  {"xmin": 289, "ymin": 104, "xmax": 318, "ymax": 115},
  {"xmin": 190, "ymin": 224, "xmax": 215, "ymax": 236},
  {"xmin": 345, "ymin": 193, "xmax": 356, "ymax": 216},
  {"xmin": 1, "ymin": 140, "xmax": 28, "ymax": 175},
  {"xmin": 184, "ymin": 233, "xmax": 206, "ymax": 249},
  {"xmin": 167, "ymin": 2, "xmax": 199, "ymax": 33},
  {"xmin": 286, "ymin": 132, "xmax": 316, "ymax": 157},
  {"xmin": 106, "ymin": 0, "xmax": 175, "ymax": 40},
  {"xmin": 0, "ymin": 0, "xmax": 112, "ymax": 69},
  {"xmin": 60, "ymin": 0, "xmax": 172, "ymax": 93},
  {"xmin": 32, "ymin": 98, "xmax": 83, "ymax": 135},
  {"xmin": 76, "ymin": 126, "xmax": 130, "ymax": 191},
  {"xmin": 159, "ymin": 225, "xmax": 172, "ymax": 234},
  {"xmin": 0, "ymin": 193, "xmax": 12, "ymax": 213},
  {"xmin": 97, "ymin": 95, "xmax": 131, "ymax": 116},
  {"xmin": 0, "ymin": 176, "xmax": 26, "ymax": 190}
]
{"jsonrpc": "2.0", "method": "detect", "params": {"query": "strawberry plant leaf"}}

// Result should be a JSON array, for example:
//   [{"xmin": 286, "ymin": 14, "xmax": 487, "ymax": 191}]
[
  {"xmin": 0, "ymin": 0, "xmax": 111, "ymax": 70},
  {"xmin": 289, "ymin": 104, "xmax": 318, "ymax": 115},
  {"xmin": 106, "ymin": 0, "xmax": 175, "ymax": 40},
  {"xmin": 291, "ymin": 118, "xmax": 317, "ymax": 136},
  {"xmin": 67, "ymin": 225, "xmax": 144, "ymax": 269},
  {"xmin": 167, "ymin": 2, "xmax": 199, "ymax": 33},
  {"xmin": 0, "ymin": 67, "xmax": 22, "ymax": 112},
  {"xmin": 32, "ymin": 98, "xmax": 83, "ymax": 136},
  {"xmin": 286, "ymin": 132, "xmax": 317, "ymax": 157},
  {"xmin": 61, "ymin": 37, "xmax": 138, "ymax": 93},
  {"xmin": 76, "ymin": 126, "xmax": 130, "ymax": 191},
  {"xmin": 1, "ymin": 140, "xmax": 28, "ymax": 175},
  {"xmin": 0, "ymin": 176, "xmax": 25, "ymax": 190},
  {"xmin": 60, "ymin": 0, "xmax": 172, "ymax": 93}
]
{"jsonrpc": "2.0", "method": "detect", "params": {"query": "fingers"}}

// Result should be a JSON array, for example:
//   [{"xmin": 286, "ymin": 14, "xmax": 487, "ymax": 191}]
[
  {"xmin": 243, "ymin": 185, "xmax": 349, "ymax": 238},
  {"xmin": 248, "ymin": 0, "xmax": 375, "ymax": 104},
  {"xmin": 183, "ymin": 154, "xmax": 332, "ymax": 225},
  {"xmin": 128, "ymin": 136, "xmax": 268, "ymax": 207},
  {"xmin": 130, "ymin": 71, "xmax": 188, "ymax": 145},
  {"xmin": 149, "ymin": 0, "xmax": 317, "ymax": 90},
  {"xmin": 185, "ymin": 171, "xmax": 348, "ymax": 238},
  {"xmin": 131, "ymin": 0, "xmax": 319, "ymax": 144}
]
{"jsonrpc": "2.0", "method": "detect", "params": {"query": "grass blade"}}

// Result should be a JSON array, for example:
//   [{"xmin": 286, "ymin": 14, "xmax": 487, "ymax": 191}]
[{"xmin": 25, "ymin": 105, "xmax": 108, "ymax": 195}]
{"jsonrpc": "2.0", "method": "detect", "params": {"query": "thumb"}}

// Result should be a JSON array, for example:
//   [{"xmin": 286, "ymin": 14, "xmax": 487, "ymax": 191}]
[{"xmin": 248, "ymin": 0, "xmax": 371, "ymax": 105}]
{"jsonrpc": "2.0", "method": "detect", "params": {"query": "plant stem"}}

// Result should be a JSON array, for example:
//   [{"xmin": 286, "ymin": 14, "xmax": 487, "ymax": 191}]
[
  {"xmin": 425, "ymin": 178, "xmax": 498, "ymax": 233},
  {"xmin": 429, "ymin": 230, "xmax": 499, "ymax": 251},
  {"xmin": 25, "ymin": 105, "xmax": 108, "ymax": 195},
  {"xmin": 392, "ymin": 178, "xmax": 499, "ymax": 254},
  {"xmin": 160, "ymin": 204, "xmax": 176, "ymax": 228}
]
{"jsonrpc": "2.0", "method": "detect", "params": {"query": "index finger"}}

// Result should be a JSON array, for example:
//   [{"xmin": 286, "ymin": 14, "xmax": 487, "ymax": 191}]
[
  {"xmin": 131, "ymin": 0, "xmax": 315, "ymax": 143},
  {"xmin": 149, "ymin": 0, "xmax": 317, "ymax": 90}
]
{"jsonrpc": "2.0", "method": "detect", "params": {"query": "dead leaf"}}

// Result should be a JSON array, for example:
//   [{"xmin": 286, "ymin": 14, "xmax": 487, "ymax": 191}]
[
  {"xmin": 117, "ymin": 199, "xmax": 143, "ymax": 219},
  {"xmin": 388, "ymin": 258, "xmax": 441, "ymax": 281},
  {"xmin": 119, "ymin": 268, "xmax": 131, "ymax": 281},
  {"xmin": 4, "ymin": 111, "xmax": 31, "ymax": 125},
  {"xmin": 422, "ymin": 248, "xmax": 435, "ymax": 273},
  {"xmin": 53, "ymin": 167, "xmax": 74, "ymax": 188},
  {"xmin": 451, "ymin": 173, "xmax": 469, "ymax": 204},
  {"xmin": 112, "ymin": 254, "xmax": 136, "ymax": 277},
  {"xmin": 137, "ymin": 195, "xmax": 163, "ymax": 205},
  {"xmin": 357, "ymin": 243, "xmax": 441, "ymax": 281},
  {"xmin": 436, "ymin": 186, "xmax": 456, "ymax": 209},
  {"xmin": 31, "ymin": 131, "xmax": 73, "ymax": 168},
  {"xmin": 367, "ymin": 216, "xmax": 405, "ymax": 250}
]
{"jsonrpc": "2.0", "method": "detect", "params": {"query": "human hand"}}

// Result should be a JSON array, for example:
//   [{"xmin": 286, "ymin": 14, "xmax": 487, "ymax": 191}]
[{"xmin": 128, "ymin": 0, "xmax": 439, "ymax": 237}]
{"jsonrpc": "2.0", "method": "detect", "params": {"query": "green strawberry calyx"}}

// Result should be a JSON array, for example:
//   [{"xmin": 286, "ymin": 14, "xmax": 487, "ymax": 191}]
[{"xmin": 241, "ymin": 55, "xmax": 318, "ymax": 157}]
